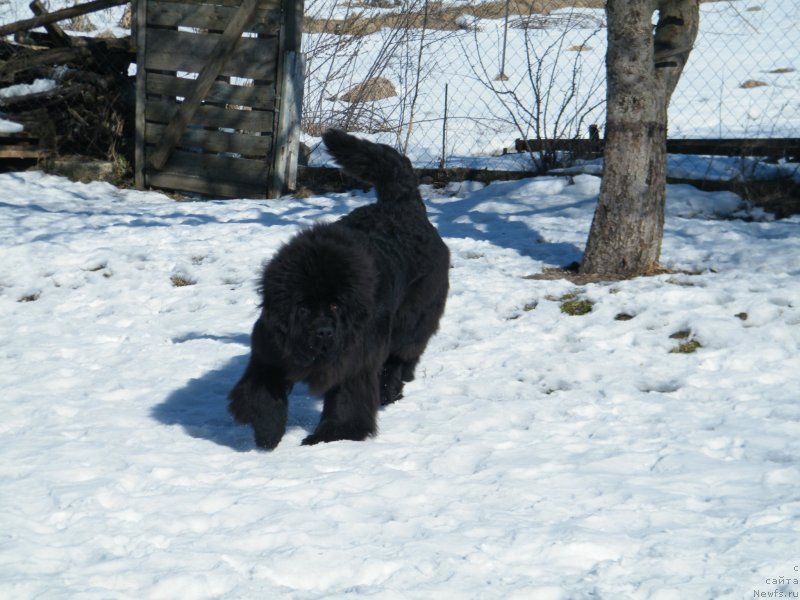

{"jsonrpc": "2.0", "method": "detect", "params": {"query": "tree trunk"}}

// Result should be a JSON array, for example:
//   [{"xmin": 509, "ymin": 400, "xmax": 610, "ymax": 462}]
[{"xmin": 580, "ymin": 0, "xmax": 698, "ymax": 277}]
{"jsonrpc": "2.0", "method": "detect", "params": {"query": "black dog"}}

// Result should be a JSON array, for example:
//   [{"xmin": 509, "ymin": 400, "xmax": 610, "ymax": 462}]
[{"xmin": 228, "ymin": 130, "xmax": 449, "ymax": 448}]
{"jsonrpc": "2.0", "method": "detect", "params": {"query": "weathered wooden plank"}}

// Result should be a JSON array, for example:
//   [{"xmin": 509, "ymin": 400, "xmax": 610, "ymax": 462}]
[
  {"xmin": 0, "ymin": 46, "xmax": 92, "ymax": 81},
  {"xmin": 147, "ymin": 1, "xmax": 280, "ymax": 34},
  {"xmin": 0, "ymin": 0, "xmax": 127, "ymax": 37},
  {"xmin": 145, "ymin": 149, "xmax": 269, "ymax": 195},
  {"xmin": 145, "ymin": 122, "xmax": 271, "ymax": 157},
  {"xmin": 0, "ymin": 148, "xmax": 51, "ymax": 158},
  {"xmin": 135, "ymin": 0, "xmax": 148, "ymax": 188},
  {"xmin": 283, "ymin": 0, "xmax": 303, "ymax": 52},
  {"xmin": 666, "ymin": 138, "xmax": 800, "ymax": 157},
  {"xmin": 266, "ymin": 0, "xmax": 303, "ymax": 196},
  {"xmin": 0, "ymin": 125, "xmax": 48, "ymax": 159},
  {"xmin": 270, "ymin": 50, "xmax": 304, "ymax": 195},
  {"xmin": 146, "ymin": 72, "xmax": 275, "ymax": 110},
  {"xmin": 514, "ymin": 137, "xmax": 800, "ymax": 158},
  {"xmin": 146, "ymin": 171, "xmax": 267, "ymax": 198},
  {"xmin": 146, "ymin": 99, "xmax": 274, "ymax": 132},
  {"xmin": 159, "ymin": 149, "xmax": 268, "ymax": 184},
  {"xmin": 151, "ymin": 0, "xmax": 281, "ymax": 9},
  {"xmin": 0, "ymin": 130, "xmax": 37, "ymax": 140},
  {"xmin": 144, "ymin": 29, "xmax": 278, "ymax": 80}
]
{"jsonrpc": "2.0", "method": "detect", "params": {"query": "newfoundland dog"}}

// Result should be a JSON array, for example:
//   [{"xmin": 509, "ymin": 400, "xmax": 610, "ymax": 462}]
[{"xmin": 228, "ymin": 129, "xmax": 449, "ymax": 449}]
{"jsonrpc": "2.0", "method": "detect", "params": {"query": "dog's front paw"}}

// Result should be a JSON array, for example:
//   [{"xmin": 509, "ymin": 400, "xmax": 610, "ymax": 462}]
[
  {"xmin": 301, "ymin": 432, "xmax": 326, "ymax": 446},
  {"xmin": 249, "ymin": 400, "xmax": 289, "ymax": 450},
  {"xmin": 228, "ymin": 375, "xmax": 288, "ymax": 450},
  {"xmin": 253, "ymin": 423, "xmax": 285, "ymax": 450},
  {"xmin": 302, "ymin": 420, "xmax": 373, "ymax": 446}
]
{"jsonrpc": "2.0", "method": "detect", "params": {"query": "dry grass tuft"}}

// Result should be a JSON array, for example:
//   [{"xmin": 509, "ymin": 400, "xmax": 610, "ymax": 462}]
[
  {"xmin": 333, "ymin": 77, "xmax": 397, "ymax": 103},
  {"xmin": 170, "ymin": 275, "xmax": 196, "ymax": 288},
  {"xmin": 670, "ymin": 339, "xmax": 702, "ymax": 354},
  {"xmin": 305, "ymin": 0, "xmax": 604, "ymax": 36},
  {"xmin": 558, "ymin": 293, "xmax": 593, "ymax": 316},
  {"xmin": 740, "ymin": 79, "xmax": 768, "ymax": 89}
]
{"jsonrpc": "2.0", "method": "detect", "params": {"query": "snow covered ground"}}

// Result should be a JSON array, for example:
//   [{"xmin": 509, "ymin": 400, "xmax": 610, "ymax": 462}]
[{"xmin": 1, "ymin": 170, "xmax": 799, "ymax": 598}]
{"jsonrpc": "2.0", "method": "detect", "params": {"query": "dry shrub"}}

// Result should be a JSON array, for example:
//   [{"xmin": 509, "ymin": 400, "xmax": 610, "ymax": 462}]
[
  {"xmin": 740, "ymin": 79, "xmax": 768, "ymax": 89},
  {"xmin": 333, "ymin": 77, "xmax": 397, "ymax": 103},
  {"xmin": 510, "ymin": 12, "xmax": 604, "ymax": 30},
  {"xmin": 305, "ymin": 0, "xmax": 605, "ymax": 35},
  {"xmin": 66, "ymin": 14, "xmax": 95, "ymax": 32},
  {"xmin": 118, "ymin": 6, "xmax": 132, "ymax": 29}
]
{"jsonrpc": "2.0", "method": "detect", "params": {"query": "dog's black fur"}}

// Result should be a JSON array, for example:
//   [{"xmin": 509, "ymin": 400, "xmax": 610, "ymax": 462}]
[{"xmin": 228, "ymin": 130, "xmax": 450, "ymax": 448}]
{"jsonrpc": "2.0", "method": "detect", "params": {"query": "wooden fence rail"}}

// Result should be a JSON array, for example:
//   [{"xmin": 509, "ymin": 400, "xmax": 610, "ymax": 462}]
[{"xmin": 514, "ymin": 137, "xmax": 800, "ymax": 160}]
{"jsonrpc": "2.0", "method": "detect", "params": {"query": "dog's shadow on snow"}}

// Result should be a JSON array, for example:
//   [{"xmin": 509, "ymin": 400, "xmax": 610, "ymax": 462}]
[{"xmin": 150, "ymin": 334, "xmax": 321, "ymax": 452}]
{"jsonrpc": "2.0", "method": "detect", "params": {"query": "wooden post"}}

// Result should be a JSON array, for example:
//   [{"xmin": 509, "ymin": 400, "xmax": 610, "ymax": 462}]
[
  {"xmin": 270, "ymin": 51, "xmax": 304, "ymax": 196},
  {"xmin": 498, "ymin": 0, "xmax": 510, "ymax": 80},
  {"xmin": 134, "ymin": 0, "xmax": 147, "ymax": 189},
  {"xmin": 269, "ymin": 0, "xmax": 304, "ymax": 197},
  {"xmin": 439, "ymin": 83, "xmax": 448, "ymax": 170}
]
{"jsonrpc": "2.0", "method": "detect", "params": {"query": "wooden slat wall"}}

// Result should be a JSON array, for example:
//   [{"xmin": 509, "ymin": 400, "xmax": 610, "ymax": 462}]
[
  {"xmin": 145, "ymin": 122, "xmax": 271, "ymax": 156},
  {"xmin": 145, "ymin": 99, "xmax": 274, "ymax": 132},
  {"xmin": 136, "ymin": 0, "xmax": 297, "ymax": 198},
  {"xmin": 144, "ymin": 30, "xmax": 278, "ymax": 79},
  {"xmin": 148, "ymin": 150, "xmax": 269, "ymax": 198},
  {"xmin": 145, "ymin": 73, "xmax": 275, "ymax": 110},
  {"xmin": 147, "ymin": 0, "xmax": 281, "ymax": 34}
]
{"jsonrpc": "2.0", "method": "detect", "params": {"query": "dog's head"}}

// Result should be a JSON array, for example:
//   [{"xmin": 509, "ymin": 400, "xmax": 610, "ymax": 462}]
[{"xmin": 259, "ymin": 226, "xmax": 377, "ymax": 368}]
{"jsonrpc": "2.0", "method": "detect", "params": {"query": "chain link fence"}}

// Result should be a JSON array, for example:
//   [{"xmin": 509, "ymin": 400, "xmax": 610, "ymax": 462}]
[
  {"xmin": 301, "ymin": 0, "xmax": 800, "ymax": 177},
  {"xmin": 0, "ymin": 0, "xmax": 797, "ymax": 183}
]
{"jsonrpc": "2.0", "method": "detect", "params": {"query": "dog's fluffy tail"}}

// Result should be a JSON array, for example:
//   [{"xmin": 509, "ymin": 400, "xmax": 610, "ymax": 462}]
[{"xmin": 322, "ymin": 129, "xmax": 421, "ymax": 204}]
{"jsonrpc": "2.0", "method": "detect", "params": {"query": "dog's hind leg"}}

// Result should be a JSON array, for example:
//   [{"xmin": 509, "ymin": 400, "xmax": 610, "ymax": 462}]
[
  {"xmin": 379, "ymin": 356, "xmax": 420, "ymax": 405},
  {"xmin": 302, "ymin": 370, "xmax": 380, "ymax": 445},
  {"xmin": 381, "ymin": 285, "xmax": 447, "ymax": 405}
]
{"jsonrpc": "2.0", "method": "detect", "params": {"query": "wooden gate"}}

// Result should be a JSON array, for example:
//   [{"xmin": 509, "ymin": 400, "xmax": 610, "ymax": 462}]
[{"xmin": 134, "ymin": 0, "xmax": 303, "ymax": 198}]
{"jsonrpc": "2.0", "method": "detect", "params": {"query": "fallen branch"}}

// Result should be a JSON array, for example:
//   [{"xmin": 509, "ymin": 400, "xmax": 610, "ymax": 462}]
[
  {"xmin": 0, "ymin": 81, "xmax": 98, "ymax": 110},
  {"xmin": 0, "ymin": 0, "xmax": 127, "ymax": 38},
  {"xmin": 29, "ymin": 0, "xmax": 73, "ymax": 48},
  {"xmin": 0, "ymin": 37, "xmax": 132, "ymax": 83},
  {"xmin": 0, "ymin": 46, "xmax": 92, "ymax": 81}
]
